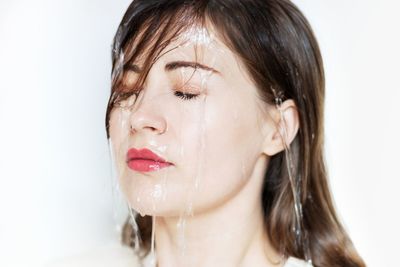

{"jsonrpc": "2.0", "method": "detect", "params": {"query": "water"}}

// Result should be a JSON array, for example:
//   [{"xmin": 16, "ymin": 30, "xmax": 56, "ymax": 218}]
[{"xmin": 273, "ymin": 89, "xmax": 312, "ymax": 265}]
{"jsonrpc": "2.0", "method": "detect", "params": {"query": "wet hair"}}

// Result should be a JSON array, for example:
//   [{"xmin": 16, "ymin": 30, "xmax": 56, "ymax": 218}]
[{"xmin": 105, "ymin": 1, "xmax": 366, "ymax": 266}]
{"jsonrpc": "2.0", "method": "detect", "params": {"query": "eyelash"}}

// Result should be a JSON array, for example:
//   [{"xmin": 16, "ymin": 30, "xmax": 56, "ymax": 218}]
[
  {"xmin": 113, "ymin": 88, "xmax": 200, "ymax": 105},
  {"xmin": 174, "ymin": 91, "xmax": 200, "ymax": 100}
]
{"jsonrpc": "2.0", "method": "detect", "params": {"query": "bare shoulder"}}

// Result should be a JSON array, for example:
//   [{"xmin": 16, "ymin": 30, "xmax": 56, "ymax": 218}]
[
  {"xmin": 284, "ymin": 256, "xmax": 313, "ymax": 267},
  {"xmin": 46, "ymin": 243, "xmax": 140, "ymax": 267}
]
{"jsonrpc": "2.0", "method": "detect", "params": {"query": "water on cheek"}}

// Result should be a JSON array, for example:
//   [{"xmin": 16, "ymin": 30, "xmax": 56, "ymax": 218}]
[
  {"xmin": 110, "ymin": 108, "xmax": 148, "ymax": 215},
  {"xmin": 109, "ymin": 110, "xmax": 131, "ymax": 187},
  {"xmin": 173, "ymin": 68, "xmax": 208, "ymax": 258},
  {"xmin": 161, "ymin": 40, "xmax": 227, "ymax": 263}
]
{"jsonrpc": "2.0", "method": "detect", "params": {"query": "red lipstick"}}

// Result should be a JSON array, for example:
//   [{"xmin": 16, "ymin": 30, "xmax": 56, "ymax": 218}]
[{"xmin": 126, "ymin": 148, "xmax": 172, "ymax": 172}]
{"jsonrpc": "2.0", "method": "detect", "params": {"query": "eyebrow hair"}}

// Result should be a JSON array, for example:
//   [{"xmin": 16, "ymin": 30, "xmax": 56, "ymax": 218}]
[
  {"xmin": 124, "ymin": 61, "xmax": 220, "ymax": 74},
  {"xmin": 165, "ymin": 61, "xmax": 220, "ymax": 74},
  {"xmin": 124, "ymin": 64, "xmax": 141, "ymax": 73}
]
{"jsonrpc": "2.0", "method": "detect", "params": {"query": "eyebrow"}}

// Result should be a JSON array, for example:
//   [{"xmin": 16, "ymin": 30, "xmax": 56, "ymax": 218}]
[
  {"xmin": 124, "ymin": 61, "xmax": 220, "ymax": 74},
  {"xmin": 124, "ymin": 64, "xmax": 141, "ymax": 73},
  {"xmin": 165, "ymin": 61, "xmax": 220, "ymax": 74}
]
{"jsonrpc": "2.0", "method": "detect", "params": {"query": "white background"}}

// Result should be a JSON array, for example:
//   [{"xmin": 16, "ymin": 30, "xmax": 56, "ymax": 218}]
[{"xmin": 0, "ymin": 0, "xmax": 399, "ymax": 266}]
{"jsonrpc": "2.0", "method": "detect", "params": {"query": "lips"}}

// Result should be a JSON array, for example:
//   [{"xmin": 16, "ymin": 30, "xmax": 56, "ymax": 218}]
[{"xmin": 126, "ymin": 148, "xmax": 173, "ymax": 172}]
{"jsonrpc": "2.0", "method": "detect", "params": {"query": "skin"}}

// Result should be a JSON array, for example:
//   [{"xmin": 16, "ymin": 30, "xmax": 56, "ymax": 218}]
[{"xmin": 109, "ymin": 26, "xmax": 299, "ymax": 267}]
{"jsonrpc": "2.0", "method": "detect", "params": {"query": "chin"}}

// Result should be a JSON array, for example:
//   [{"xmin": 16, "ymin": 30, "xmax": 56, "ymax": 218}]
[
  {"xmin": 131, "ymin": 205, "xmax": 185, "ymax": 218},
  {"xmin": 126, "ymin": 193, "xmax": 187, "ymax": 218}
]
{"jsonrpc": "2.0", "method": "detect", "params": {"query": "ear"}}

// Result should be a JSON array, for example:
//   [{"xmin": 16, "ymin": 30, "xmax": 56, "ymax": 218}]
[{"xmin": 262, "ymin": 99, "xmax": 300, "ymax": 156}]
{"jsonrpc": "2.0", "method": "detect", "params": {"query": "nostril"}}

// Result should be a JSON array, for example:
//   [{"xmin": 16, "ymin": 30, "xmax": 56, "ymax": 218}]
[
  {"xmin": 129, "ymin": 124, "xmax": 136, "ymax": 134},
  {"xmin": 130, "ymin": 122, "xmax": 166, "ymax": 135}
]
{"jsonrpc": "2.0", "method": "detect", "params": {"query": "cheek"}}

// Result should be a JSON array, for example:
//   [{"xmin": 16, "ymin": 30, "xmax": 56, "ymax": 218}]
[
  {"xmin": 108, "ymin": 110, "xmax": 132, "ymax": 173},
  {"xmin": 109, "ymin": 109, "xmax": 129, "ymax": 145},
  {"xmin": 204, "ymin": 94, "xmax": 263, "ymax": 167},
  {"xmin": 178, "ymin": 95, "xmax": 264, "ymax": 208}
]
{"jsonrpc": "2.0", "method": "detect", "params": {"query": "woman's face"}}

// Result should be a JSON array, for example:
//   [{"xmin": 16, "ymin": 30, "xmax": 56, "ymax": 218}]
[{"xmin": 109, "ymin": 26, "xmax": 274, "ymax": 217}]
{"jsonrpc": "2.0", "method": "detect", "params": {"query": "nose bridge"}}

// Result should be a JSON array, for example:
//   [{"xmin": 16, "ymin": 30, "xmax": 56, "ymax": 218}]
[{"xmin": 129, "ymin": 72, "xmax": 167, "ymax": 135}]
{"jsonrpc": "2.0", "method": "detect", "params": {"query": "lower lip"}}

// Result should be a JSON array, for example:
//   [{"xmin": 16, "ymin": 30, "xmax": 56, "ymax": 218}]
[{"xmin": 127, "ymin": 159, "xmax": 172, "ymax": 172}]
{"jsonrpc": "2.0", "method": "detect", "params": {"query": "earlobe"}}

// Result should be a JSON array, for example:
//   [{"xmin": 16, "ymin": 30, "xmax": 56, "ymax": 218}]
[{"xmin": 262, "ymin": 99, "xmax": 300, "ymax": 156}]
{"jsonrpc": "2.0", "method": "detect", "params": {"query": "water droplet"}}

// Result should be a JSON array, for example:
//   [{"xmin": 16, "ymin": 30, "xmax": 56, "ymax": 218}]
[{"xmin": 152, "ymin": 184, "xmax": 163, "ymax": 199}]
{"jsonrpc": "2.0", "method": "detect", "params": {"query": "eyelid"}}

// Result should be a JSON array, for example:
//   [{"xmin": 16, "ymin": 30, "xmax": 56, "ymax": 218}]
[
  {"xmin": 172, "ymin": 81, "xmax": 202, "ymax": 98},
  {"xmin": 177, "ymin": 84, "xmax": 200, "ymax": 93}
]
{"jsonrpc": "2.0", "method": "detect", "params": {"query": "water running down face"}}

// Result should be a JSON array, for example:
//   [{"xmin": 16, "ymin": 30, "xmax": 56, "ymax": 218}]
[{"xmin": 108, "ymin": 26, "xmax": 297, "ymax": 218}]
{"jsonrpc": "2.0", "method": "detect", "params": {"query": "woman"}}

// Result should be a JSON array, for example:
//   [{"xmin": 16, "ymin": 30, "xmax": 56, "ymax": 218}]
[{"xmin": 106, "ymin": 0, "xmax": 366, "ymax": 266}]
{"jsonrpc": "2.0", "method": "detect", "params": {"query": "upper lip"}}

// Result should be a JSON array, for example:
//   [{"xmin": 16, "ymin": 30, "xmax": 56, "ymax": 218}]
[{"xmin": 126, "ymin": 148, "xmax": 171, "ymax": 163}]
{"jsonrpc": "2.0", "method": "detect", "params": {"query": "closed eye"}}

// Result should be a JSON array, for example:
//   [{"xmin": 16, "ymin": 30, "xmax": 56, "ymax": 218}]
[
  {"xmin": 113, "ymin": 91, "xmax": 140, "ymax": 107},
  {"xmin": 174, "ymin": 91, "xmax": 200, "ymax": 100}
]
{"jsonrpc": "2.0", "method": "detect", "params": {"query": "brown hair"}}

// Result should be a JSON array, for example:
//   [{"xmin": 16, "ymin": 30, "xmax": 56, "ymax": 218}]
[{"xmin": 105, "ymin": 1, "xmax": 366, "ymax": 266}]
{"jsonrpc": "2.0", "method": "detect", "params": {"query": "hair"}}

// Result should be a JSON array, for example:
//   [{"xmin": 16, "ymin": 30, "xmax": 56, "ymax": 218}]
[{"xmin": 105, "ymin": 1, "xmax": 366, "ymax": 266}]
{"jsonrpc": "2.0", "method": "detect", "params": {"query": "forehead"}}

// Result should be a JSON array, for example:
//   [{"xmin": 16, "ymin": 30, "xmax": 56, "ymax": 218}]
[{"xmin": 127, "ymin": 24, "xmax": 239, "ymax": 75}]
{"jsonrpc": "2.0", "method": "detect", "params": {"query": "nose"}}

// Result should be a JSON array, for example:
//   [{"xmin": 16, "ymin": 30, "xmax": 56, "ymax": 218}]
[{"xmin": 129, "ymin": 95, "xmax": 167, "ymax": 135}]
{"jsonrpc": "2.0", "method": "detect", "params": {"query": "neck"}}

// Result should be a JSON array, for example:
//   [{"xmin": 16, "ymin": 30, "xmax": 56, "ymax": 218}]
[{"xmin": 152, "ymin": 156, "xmax": 284, "ymax": 267}]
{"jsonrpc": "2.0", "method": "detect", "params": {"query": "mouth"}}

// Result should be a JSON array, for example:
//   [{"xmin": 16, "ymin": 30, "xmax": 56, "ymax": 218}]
[{"xmin": 126, "ymin": 148, "xmax": 173, "ymax": 172}]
